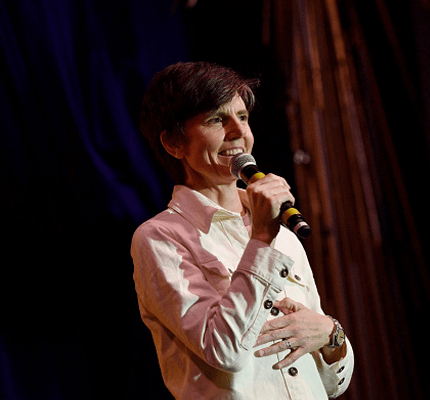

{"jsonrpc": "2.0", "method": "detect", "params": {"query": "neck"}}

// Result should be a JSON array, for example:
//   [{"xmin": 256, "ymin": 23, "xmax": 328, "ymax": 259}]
[{"xmin": 190, "ymin": 182, "xmax": 244, "ymax": 214}]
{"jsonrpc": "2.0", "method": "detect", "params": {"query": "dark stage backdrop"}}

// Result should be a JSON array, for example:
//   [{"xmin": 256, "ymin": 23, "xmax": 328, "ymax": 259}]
[
  {"xmin": 1, "ymin": 1, "xmax": 185, "ymax": 399},
  {"xmin": 1, "ymin": 0, "xmax": 429, "ymax": 399}
]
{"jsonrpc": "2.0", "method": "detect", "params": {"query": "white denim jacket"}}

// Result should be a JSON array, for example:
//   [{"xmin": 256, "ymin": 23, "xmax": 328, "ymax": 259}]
[{"xmin": 132, "ymin": 185, "xmax": 354, "ymax": 400}]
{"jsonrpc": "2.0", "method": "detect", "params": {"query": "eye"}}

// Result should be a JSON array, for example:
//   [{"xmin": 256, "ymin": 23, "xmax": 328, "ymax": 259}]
[
  {"xmin": 206, "ymin": 116, "xmax": 222, "ymax": 125},
  {"xmin": 238, "ymin": 113, "xmax": 249, "ymax": 123}
]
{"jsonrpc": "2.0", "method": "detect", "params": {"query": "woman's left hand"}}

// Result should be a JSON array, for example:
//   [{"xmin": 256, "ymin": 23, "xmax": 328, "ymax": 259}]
[{"xmin": 254, "ymin": 297, "xmax": 334, "ymax": 370}]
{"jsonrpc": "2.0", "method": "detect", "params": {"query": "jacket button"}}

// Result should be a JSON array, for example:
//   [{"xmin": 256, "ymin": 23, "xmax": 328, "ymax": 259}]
[
  {"xmin": 288, "ymin": 367, "xmax": 298, "ymax": 377},
  {"xmin": 294, "ymin": 274, "xmax": 301, "ymax": 281},
  {"xmin": 264, "ymin": 300, "xmax": 273, "ymax": 309},
  {"xmin": 337, "ymin": 366, "xmax": 345, "ymax": 374},
  {"xmin": 280, "ymin": 268, "xmax": 288, "ymax": 278},
  {"xmin": 270, "ymin": 307, "xmax": 279, "ymax": 316},
  {"xmin": 338, "ymin": 378, "xmax": 345, "ymax": 385}
]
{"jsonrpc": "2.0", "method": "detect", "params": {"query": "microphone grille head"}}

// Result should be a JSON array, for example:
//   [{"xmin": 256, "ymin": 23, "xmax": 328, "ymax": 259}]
[{"xmin": 230, "ymin": 153, "xmax": 256, "ymax": 179}]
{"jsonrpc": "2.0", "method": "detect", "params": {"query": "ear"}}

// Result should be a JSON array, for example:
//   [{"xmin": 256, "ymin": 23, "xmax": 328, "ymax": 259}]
[{"xmin": 160, "ymin": 131, "xmax": 184, "ymax": 160}]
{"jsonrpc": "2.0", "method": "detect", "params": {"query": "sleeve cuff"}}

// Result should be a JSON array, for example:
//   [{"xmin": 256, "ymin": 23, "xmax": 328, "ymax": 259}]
[{"xmin": 315, "ymin": 337, "xmax": 354, "ymax": 398}]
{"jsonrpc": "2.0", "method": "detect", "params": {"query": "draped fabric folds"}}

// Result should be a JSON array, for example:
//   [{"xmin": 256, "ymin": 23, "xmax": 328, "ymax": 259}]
[
  {"xmin": 0, "ymin": 1, "xmax": 186, "ymax": 399},
  {"xmin": 263, "ymin": 0, "xmax": 430, "ymax": 399}
]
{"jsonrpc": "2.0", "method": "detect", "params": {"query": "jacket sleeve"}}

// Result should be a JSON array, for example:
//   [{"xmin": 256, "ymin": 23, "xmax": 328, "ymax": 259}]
[
  {"xmin": 274, "ymin": 227, "xmax": 354, "ymax": 398},
  {"xmin": 302, "ymin": 261, "xmax": 354, "ymax": 398},
  {"xmin": 131, "ymin": 220, "xmax": 294, "ymax": 373}
]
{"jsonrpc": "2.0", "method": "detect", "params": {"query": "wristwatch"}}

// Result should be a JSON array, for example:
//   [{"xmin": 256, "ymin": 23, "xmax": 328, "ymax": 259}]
[{"xmin": 327, "ymin": 316, "xmax": 345, "ymax": 348}]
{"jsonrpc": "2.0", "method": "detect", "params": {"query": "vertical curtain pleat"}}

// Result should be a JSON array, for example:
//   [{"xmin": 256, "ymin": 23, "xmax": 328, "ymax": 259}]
[{"xmin": 266, "ymin": 0, "xmax": 430, "ymax": 398}]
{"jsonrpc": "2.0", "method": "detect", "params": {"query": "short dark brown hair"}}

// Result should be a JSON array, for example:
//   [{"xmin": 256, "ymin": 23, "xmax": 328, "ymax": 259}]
[{"xmin": 140, "ymin": 61, "xmax": 259, "ymax": 184}]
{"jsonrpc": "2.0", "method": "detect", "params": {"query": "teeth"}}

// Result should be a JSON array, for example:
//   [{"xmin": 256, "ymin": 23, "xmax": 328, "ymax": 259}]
[{"xmin": 219, "ymin": 149, "xmax": 244, "ymax": 156}]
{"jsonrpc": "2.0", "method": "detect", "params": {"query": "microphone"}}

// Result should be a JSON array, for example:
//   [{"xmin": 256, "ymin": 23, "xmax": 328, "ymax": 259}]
[{"xmin": 230, "ymin": 153, "xmax": 311, "ymax": 239}]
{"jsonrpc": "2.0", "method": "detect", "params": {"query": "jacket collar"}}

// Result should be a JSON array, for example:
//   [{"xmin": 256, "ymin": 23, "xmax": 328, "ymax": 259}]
[{"xmin": 168, "ymin": 185, "xmax": 250, "ymax": 234}]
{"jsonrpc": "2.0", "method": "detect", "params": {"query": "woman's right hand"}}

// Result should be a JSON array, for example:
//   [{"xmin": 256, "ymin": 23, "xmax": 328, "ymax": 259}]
[{"xmin": 246, "ymin": 173, "xmax": 295, "ymax": 245}]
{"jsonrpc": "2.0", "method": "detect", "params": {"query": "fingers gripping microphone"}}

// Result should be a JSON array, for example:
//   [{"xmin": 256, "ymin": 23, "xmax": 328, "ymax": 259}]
[{"xmin": 230, "ymin": 153, "xmax": 311, "ymax": 239}]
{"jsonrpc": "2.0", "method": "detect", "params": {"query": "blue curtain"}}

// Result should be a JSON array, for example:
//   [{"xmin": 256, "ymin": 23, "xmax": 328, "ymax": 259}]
[
  {"xmin": 1, "ymin": 0, "xmax": 188, "ymax": 224},
  {"xmin": 0, "ymin": 1, "xmax": 188, "ymax": 399}
]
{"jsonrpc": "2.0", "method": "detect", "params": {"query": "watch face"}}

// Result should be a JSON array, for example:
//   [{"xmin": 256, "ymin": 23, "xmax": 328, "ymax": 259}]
[{"xmin": 338, "ymin": 330, "xmax": 345, "ymax": 344}]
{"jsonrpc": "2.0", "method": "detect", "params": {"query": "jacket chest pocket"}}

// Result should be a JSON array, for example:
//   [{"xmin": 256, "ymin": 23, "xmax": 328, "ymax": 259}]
[{"xmin": 279, "ymin": 275, "xmax": 312, "ymax": 310}]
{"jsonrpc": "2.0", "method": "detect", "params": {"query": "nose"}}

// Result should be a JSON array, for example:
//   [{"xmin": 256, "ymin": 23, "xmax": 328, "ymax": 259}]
[{"xmin": 224, "ymin": 115, "xmax": 249, "ymax": 141}]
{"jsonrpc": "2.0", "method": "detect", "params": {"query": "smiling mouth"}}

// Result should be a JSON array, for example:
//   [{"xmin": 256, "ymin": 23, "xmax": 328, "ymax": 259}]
[
  {"xmin": 217, "ymin": 149, "xmax": 245, "ymax": 167},
  {"xmin": 218, "ymin": 148, "xmax": 244, "ymax": 157}
]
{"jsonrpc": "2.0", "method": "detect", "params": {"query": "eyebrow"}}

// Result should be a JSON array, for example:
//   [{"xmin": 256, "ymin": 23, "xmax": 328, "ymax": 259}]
[{"xmin": 209, "ymin": 108, "xmax": 249, "ymax": 117}]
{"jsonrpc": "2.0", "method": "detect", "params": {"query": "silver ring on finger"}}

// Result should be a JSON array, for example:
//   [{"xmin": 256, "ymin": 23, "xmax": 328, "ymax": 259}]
[{"xmin": 282, "ymin": 339, "xmax": 292, "ymax": 349}]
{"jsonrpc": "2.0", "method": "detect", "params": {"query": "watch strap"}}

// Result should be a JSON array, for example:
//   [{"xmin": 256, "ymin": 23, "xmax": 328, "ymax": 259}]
[{"xmin": 326, "ymin": 315, "xmax": 345, "ymax": 348}]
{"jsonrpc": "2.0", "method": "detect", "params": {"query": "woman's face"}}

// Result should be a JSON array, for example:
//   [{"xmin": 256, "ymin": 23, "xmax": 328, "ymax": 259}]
[{"xmin": 178, "ymin": 94, "xmax": 254, "ymax": 189}]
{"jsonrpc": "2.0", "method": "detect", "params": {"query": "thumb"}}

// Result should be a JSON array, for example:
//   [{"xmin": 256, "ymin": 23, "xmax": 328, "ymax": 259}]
[{"xmin": 274, "ymin": 297, "xmax": 306, "ymax": 314}]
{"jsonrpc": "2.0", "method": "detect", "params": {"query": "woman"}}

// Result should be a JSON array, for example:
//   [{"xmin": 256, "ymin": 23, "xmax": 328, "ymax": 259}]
[{"xmin": 131, "ymin": 61, "xmax": 354, "ymax": 399}]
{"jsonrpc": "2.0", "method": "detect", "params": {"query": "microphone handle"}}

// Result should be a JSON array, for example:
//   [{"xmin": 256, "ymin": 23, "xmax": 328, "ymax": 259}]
[
  {"xmin": 240, "ymin": 166, "xmax": 311, "ymax": 239},
  {"xmin": 279, "ymin": 201, "xmax": 311, "ymax": 239}
]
